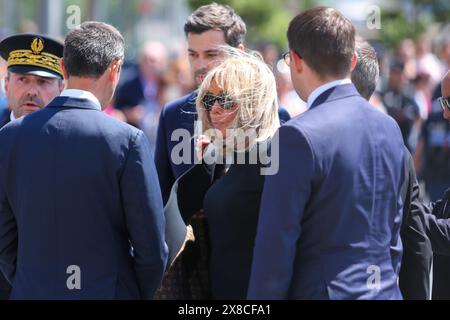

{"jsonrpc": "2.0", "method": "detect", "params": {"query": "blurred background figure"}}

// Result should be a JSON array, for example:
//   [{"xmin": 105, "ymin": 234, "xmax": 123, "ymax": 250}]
[
  {"xmin": 412, "ymin": 71, "xmax": 432, "ymax": 121},
  {"xmin": 415, "ymin": 36, "xmax": 444, "ymax": 92},
  {"xmin": 17, "ymin": 19, "xmax": 39, "ymax": 34},
  {"xmin": 164, "ymin": 46, "xmax": 196, "ymax": 102},
  {"xmin": 274, "ymin": 65, "xmax": 306, "ymax": 118},
  {"xmin": 380, "ymin": 60, "xmax": 421, "ymax": 151},
  {"xmin": 257, "ymin": 41, "xmax": 279, "ymax": 67},
  {"xmin": 397, "ymin": 39, "xmax": 417, "ymax": 82},
  {"xmin": 114, "ymin": 41, "xmax": 168, "ymax": 149}
]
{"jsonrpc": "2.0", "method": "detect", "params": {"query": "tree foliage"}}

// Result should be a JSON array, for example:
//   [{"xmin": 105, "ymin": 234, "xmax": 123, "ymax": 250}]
[{"xmin": 187, "ymin": 0, "xmax": 293, "ymax": 49}]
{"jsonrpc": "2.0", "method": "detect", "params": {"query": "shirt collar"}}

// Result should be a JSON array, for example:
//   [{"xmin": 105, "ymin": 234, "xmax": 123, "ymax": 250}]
[
  {"xmin": 60, "ymin": 89, "xmax": 102, "ymax": 111},
  {"xmin": 10, "ymin": 111, "xmax": 15, "ymax": 122},
  {"xmin": 307, "ymin": 78, "xmax": 352, "ymax": 109}
]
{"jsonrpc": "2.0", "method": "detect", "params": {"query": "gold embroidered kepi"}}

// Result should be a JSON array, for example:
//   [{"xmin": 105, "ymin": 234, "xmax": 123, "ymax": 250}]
[{"xmin": 0, "ymin": 34, "xmax": 63, "ymax": 79}]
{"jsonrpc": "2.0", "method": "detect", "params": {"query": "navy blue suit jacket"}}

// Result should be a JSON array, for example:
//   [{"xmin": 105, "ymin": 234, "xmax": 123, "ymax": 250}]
[
  {"xmin": 155, "ymin": 91, "xmax": 291, "ymax": 204},
  {"xmin": 0, "ymin": 109, "xmax": 12, "ymax": 299},
  {"xmin": 0, "ymin": 109, "xmax": 10, "ymax": 129},
  {"xmin": 0, "ymin": 97, "xmax": 168, "ymax": 299},
  {"xmin": 247, "ymin": 84, "xmax": 405, "ymax": 299}
]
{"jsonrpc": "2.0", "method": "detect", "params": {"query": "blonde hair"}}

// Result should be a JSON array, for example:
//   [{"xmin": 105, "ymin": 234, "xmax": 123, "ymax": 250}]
[{"xmin": 196, "ymin": 48, "xmax": 280, "ymax": 153}]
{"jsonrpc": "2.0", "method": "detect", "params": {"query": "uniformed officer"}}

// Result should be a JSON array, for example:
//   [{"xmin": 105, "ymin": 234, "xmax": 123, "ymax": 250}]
[{"xmin": 0, "ymin": 33, "xmax": 64, "ymax": 128}]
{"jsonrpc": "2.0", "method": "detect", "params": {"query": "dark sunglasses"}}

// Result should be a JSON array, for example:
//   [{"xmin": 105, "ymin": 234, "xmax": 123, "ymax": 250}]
[
  {"xmin": 438, "ymin": 96, "xmax": 450, "ymax": 112},
  {"xmin": 202, "ymin": 92, "xmax": 235, "ymax": 111}
]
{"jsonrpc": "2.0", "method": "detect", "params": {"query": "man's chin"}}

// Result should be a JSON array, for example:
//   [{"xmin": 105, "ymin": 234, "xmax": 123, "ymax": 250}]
[
  {"xmin": 195, "ymin": 75, "xmax": 206, "ymax": 86},
  {"xmin": 19, "ymin": 106, "xmax": 41, "ymax": 116}
]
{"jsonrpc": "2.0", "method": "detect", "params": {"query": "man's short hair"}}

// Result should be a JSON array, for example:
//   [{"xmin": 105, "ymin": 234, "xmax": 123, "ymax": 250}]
[
  {"xmin": 63, "ymin": 21, "xmax": 124, "ymax": 78},
  {"xmin": 351, "ymin": 40, "xmax": 379, "ymax": 100},
  {"xmin": 287, "ymin": 6, "xmax": 355, "ymax": 78},
  {"xmin": 184, "ymin": 3, "xmax": 246, "ymax": 48}
]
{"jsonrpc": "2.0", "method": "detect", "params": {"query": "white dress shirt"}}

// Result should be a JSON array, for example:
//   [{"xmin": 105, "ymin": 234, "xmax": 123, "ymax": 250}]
[
  {"xmin": 60, "ymin": 89, "xmax": 102, "ymax": 111},
  {"xmin": 307, "ymin": 78, "xmax": 352, "ymax": 109}
]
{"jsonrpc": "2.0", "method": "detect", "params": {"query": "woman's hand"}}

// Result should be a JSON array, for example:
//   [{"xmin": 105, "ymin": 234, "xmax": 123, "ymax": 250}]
[{"xmin": 195, "ymin": 135, "xmax": 211, "ymax": 160}]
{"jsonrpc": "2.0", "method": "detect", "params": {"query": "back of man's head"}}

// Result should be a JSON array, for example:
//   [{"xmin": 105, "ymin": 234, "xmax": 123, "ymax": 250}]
[
  {"xmin": 63, "ymin": 21, "xmax": 124, "ymax": 78},
  {"xmin": 351, "ymin": 40, "xmax": 379, "ymax": 100},
  {"xmin": 184, "ymin": 2, "xmax": 246, "ymax": 48},
  {"xmin": 287, "ymin": 6, "xmax": 355, "ymax": 79}
]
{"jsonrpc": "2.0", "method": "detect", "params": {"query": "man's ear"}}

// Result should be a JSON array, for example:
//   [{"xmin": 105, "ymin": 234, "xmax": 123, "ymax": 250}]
[
  {"xmin": 109, "ymin": 59, "xmax": 122, "ymax": 82},
  {"xmin": 291, "ymin": 50, "xmax": 303, "ymax": 74},
  {"xmin": 3, "ymin": 74, "xmax": 9, "ymax": 96},
  {"xmin": 58, "ymin": 79, "xmax": 65, "ymax": 92},
  {"xmin": 60, "ymin": 58, "xmax": 69, "ymax": 80},
  {"xmin": 351, "ymin": 51, "xmax": 358, "ymax": 71}
]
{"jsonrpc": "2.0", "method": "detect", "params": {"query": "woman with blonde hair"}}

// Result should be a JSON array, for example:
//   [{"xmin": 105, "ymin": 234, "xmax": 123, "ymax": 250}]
[
  {"xmin": 195, "ymin": 49, "xmax": 280, "ymax": 158},
  {"xmin": 161, "ymin": 49, "xmax": 281, "ymax": 300}
]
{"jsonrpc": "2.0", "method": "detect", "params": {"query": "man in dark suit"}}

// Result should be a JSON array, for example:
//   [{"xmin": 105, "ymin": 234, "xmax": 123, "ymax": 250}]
[
  {"xmin": 247, "ymin": 7, "xmax": 405, "ymax": 299},
  {"xmin": 421, "ymin": 70, "xmax": 450, "ymax": 299},
  {"xmin": 0, "ymin": 22, "xmax": 167, "ymax": 299},
  {"xmin": 0, "ymin": 33, "xmax": 64, "ymax": 299},
  {"xmin": 352, "ymin": 39, "xmax": 432, "ymax": 300},
  {"xmin": 0, "ymin": 34, "xmax": 64, "ymax": 130},
  {"xmin": 155, "ymin": 3, "xmax": 291, "ymax": 204}
]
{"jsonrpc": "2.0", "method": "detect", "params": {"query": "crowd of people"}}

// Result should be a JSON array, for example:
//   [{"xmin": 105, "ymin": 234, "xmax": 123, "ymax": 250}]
[{"xmin": 0, "ymin": 3, "xmax": 449, "ymax": 300}]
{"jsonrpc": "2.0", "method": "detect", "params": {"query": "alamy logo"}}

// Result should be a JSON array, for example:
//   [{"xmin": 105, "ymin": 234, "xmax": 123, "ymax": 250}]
[
  {"xmin": 366, "ymin": 5, "xmax": 381, "ymax": 30},
  {"xmin": 66, "ymin": 5, "xmax": 81, "ymax": 30},
  {"xmin": 66, "ymin": 265, "xmax": 81, "ymax": 290},
  {"xmin": 169, "ymin": 121, "xmax": 280, "ymax": 176},
  {"xmin": 366, "ymin": 265, "xmax": 381, "ymax": 290}
]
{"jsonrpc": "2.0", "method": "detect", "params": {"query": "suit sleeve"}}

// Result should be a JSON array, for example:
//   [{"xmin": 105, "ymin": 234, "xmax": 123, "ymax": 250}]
[
  {"xmin": 154, "ymin": 109, "xmax": 175, "ymax": 205},
  {"xmin": 247, "ymin": 125, "xmax": 315, "ymax": 300},
  {"xmin": 423, "ymin": 214, "xmax": 450, "ymax": 256},
  {"xmin": 120, "ymin": 130, "xmax": 168, "ymax": 299},
  {"xmin": 0, "ymin": 152, "xmax": 17, "ymax": 286},
  {"xmin": 399, "ymin": 147, "xmax": 432, "ymax": 299},
  {"xmin": 422, "ymin": 190, "xmax": 450, "ymax": 256},
  {"xmin": 0, "ymin": 185, "xmax": 17, "ymax": 286}
]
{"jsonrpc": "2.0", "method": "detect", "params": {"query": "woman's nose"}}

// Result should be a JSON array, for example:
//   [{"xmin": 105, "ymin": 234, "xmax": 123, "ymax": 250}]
[{"xmin": 210, "ymin": 100, "xmax": 222, "ymax": 113}]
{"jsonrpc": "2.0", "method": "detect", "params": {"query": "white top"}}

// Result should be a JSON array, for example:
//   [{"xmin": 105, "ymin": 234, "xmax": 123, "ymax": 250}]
[
  {"xmin": 307, "ymin": 78, "xmax": 352, "ymax": 109},
  {"xmin": 10, "ymin": 111, "xmax": 15, "ymax": 122},
  {"xmin": 60, "ymin": 89, "xmax": 102, "ymax": 111}
]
